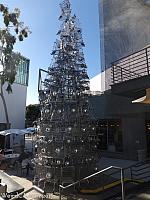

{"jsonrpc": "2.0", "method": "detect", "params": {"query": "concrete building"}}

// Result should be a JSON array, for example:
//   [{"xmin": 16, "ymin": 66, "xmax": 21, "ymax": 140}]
[
  {"xmin": 0, "ymin": 55, "xmax": 29, "ymax": 130},
  {"xmin": 89, "ymin": 0, "xmax": 150, "ymax": 161},
  {"xmin": 100, "ymin": 0, "xmax": 150, "ymax": 70},
  {"xmin": 99, "ymin": 0, "xmax": 150, "ymax": 90}
]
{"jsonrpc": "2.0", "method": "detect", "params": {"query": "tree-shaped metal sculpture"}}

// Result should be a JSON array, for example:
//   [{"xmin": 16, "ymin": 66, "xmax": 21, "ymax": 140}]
[{"xmin": 35, "ymin": 0, "xmax": 98, "ymax": 191}]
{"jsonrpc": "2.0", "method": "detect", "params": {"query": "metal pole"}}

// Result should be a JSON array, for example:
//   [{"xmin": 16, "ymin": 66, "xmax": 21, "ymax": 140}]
[
  {"xmin": 59, "ymin": 186, "xmax": 61, "ymax": 200},
  {"xmin": 130, "ymin": 167, "xmax": 133, "ymax": 180},
  {"xmin": 32, "ymin": 134, "xmax": 33, "ymax": 154},
  {"xmin": 112, "ymin": 65, "xmax": 115, "ymax": 84},
  {"xmin": 121, "ymin": 67, "xmax": 123, "ymax": 82},
  {"xmin": 120, "ymin": 168, "xmax": 125, "ymax": 200},
  {"xmin": 145, "ymin": 48, "xmax": 149, "ymax": 75},
  {"xmin": 106, "ymin": 121, "xmax": 109, "ymax": 149},
  {"xmin": 0, "ymin": 79, "xmax": 1, "ymax": 94},
  {"xmin": 102, "ymin": 173, "xmax": 104, "ymax": 199}
]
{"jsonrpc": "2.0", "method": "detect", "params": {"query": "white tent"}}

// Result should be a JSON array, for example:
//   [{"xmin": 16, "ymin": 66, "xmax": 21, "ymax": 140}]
[
  {"xmin": 0, "ymin": 129, "xmax": 25, "ymax": 136},
  {"xmin": 0, "ymin": 129, "xmax": 25, "ymax": 152}
]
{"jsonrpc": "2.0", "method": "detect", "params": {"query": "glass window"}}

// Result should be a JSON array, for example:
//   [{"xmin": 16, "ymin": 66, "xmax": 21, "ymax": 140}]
[
  {"xmin": 14, "ymin": 56, "xmax": 29, "ymax": 86},
  {"xmin": 96, "ymin": 119, "xmax": 123, "ymax": 152}
]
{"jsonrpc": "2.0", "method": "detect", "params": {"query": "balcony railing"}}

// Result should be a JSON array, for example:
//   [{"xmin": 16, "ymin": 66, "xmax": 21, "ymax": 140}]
[{"xmin": 112, "ymin": 46, "xmax": 150, "ymax": 84}]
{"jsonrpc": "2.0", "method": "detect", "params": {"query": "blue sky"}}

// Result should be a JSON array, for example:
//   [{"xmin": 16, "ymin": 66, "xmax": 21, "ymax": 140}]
[{"xmin": 1, "ymin": 0, "xmax": 100, "ymax": 105}]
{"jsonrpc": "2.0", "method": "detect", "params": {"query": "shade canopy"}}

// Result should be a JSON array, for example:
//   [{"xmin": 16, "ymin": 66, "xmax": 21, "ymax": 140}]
[{"xmin": 132, "ymin": 88, "xmax": 150, "ymax": 104}]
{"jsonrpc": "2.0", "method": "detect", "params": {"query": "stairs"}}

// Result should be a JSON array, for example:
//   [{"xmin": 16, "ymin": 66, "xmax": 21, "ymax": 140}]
[
  {"xmin": 131, "ymin": 159, "xmax": 150, "ymax": 182},
  {"xmin": 59, "ymin": 159, "xmax": 150, "ymax": 200},
  {"xmin": 80, "ymin": 178, "xmax": 143, "ymax": 194}
]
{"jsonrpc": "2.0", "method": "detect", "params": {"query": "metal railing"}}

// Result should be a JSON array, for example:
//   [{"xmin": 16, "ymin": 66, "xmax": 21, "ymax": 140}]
[
  {"xmin": 9, "ymin": 159, "xmax": 150, "ymax": 200},
  {"xmin": 86, "ymin": 91, "xmax": 104, "ymax": 96},
  {"xmin": 59, "ymin": 166, "xmax": 125, "ymax": 200},
  {"xmin": 59, "ymin": 159, "xmax": 150, "ymax": 200},
  {"xmin": 127, "ymin": 158, "xmax": 150, "ymax": 181},
  {"xmin": 112, "ymin": 46, "xmax": 150, "ymax": 84}
]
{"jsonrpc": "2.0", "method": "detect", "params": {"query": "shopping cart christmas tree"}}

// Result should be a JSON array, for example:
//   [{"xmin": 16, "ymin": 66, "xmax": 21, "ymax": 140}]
[{"xmin": 34, "ymin": 0, "xmax": 99, "ymax": 191}]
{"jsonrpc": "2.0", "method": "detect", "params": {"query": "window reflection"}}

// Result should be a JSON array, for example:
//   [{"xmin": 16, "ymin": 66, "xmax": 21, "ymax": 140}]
[{"xmin": 96, "ymin": 119, "xmax": 123, "ymax": 152}]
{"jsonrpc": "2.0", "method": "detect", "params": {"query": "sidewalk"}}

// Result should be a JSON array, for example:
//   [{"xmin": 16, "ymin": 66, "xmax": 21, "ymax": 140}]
[{"xmin": 98, "ymin": 156, "xmax": 137, "ymax": 179}]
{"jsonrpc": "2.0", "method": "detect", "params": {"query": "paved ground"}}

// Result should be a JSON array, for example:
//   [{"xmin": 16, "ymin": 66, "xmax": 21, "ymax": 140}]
[
  {"xmin": 10, "ymin": 174, "xmax": 67, "ymax": 200},
  {"xmin": 0, "ymin": 170, "xmax": 24, "ymax": 195},
  {"xmin": 10, "ymin": 175, "xmax": 32, "ymax": 190},
  {"xmin": 98, "ymin": 157, "xmax": 137, "ymax": 169},
  {"xmin": 98, "ymin": 157, "xmax": 137, "ymax": 179}
]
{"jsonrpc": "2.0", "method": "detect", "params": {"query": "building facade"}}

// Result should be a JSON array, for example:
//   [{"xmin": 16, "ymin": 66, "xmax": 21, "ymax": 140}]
[
  {"xmin": 89, "ymin": 0, "xmax": 150, "ymax": 161},
  {"xmin": 100, "ymin": 0, "xmax": 150, "ymax": 70},
  {"xmin": 99, "ymin": 0, "xmax": 150, "ymax": 90},
  {"xmin": 0, "ymin": 56, "xmax": 29, "ymax": 130}
]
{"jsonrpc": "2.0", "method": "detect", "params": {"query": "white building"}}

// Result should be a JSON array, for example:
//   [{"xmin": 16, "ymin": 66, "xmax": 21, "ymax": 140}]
[
  {"xmin": 0, "ymin": 56, "xmax": 30, "ymax": 130},
  {"xmin": 90, "ymin": 73, "xmax": 101, "ymax": 92},
  {"xmin": 90, "ymin": 71, "xmax": 107, "ymax": 92}
]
